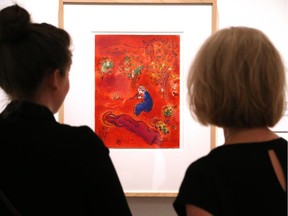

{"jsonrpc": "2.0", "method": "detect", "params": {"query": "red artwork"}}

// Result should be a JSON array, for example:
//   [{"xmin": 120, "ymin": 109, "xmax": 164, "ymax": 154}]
[{"xmin": 95, "ymin": 34, "xmax": 180, "ymax": 148}]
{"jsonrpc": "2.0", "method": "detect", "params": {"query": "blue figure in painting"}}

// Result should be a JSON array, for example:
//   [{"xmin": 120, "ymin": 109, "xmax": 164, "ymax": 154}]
[{"xmin": 134, "ymin": 86, "xmax": 153, "ymax": 116}]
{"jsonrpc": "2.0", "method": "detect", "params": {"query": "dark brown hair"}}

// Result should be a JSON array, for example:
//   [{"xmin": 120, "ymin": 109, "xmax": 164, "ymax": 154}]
[{"xmin": 0, "ymin": 4, "xmax": 72, "ymax": 99}]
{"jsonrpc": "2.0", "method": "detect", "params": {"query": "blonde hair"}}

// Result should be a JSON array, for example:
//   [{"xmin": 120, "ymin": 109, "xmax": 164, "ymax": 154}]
[{"xmin": 187, "ymin": 26, "xmax": 286, "ymax": 127}]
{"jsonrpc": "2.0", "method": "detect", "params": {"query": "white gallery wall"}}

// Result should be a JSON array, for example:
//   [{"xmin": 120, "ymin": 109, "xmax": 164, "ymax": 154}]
[
  {"xmin": 216, "ymin": 0, "xmax": 288, "ymax": 144},
  {"xmin": 0, "ymin": 1, "xmax": 287, "ymax": 216}
]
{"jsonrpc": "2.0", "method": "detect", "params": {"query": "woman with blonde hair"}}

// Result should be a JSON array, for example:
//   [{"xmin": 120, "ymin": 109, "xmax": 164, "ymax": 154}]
[{"xmin": 174, "ymin": 27, "xmax": 287, "ymax": 216}]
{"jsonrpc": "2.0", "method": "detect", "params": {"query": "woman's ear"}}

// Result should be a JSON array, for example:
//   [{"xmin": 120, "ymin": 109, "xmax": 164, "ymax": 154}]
[{"xmin": 48, "ymin": 69, "xmax": 62, "ymax": 91}]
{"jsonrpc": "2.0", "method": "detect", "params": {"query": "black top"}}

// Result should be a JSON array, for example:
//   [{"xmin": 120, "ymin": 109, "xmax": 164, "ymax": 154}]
[
  {"xmin": 0, "ymin": 101, "xmax": 132, "ymax": 216},
  {"xmin": 174, "ymin": 138, "xmax": 287, "ymax": 216}
]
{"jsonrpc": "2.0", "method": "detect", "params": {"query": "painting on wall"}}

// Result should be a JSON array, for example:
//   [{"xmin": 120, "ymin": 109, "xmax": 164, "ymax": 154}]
[{"xmin": 95, "ymin": 34, "xmax": 180, "ymax": 148}]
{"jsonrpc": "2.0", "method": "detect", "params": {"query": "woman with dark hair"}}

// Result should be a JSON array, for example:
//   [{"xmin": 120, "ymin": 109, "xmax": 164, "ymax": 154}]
[
  {"xmin": 174, "ymin": 27, "xmax": 287, "ymax": 216},
  {"xmin": 0, "ymin": 5, "xmax": 131, "ymax": 216}
]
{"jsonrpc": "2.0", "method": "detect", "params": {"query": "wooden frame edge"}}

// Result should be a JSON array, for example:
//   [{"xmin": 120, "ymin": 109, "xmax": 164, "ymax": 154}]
[
  {"xmin": 58, "ymin": 0, "xmax": 218, "ymax": 136},
  {"xmin": 62, "ymin": 0, "xmax": 214, "ymax": 3},
  {"xmin": 125, "ymin": 192, "xmax": 177, "ymax": 197},
  {"xmin": 58, "ymin": 0, "xmax": 218, "ymax": 196}
]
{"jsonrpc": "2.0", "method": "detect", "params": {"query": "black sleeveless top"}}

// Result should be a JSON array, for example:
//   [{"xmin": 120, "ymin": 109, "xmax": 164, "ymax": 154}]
[{"xmin": 174, "ymin": 138, "xmax": 287, "ymax": 216}]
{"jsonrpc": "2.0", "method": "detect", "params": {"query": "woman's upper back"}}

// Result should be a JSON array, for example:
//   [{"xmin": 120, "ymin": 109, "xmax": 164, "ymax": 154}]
[
  {"xmin": 0, "ymin": 100, "xmax": 131, "ymax": 216},
  {"xmin": 174, "ymin": 138, "xmax": 287, "ymax": 216}
]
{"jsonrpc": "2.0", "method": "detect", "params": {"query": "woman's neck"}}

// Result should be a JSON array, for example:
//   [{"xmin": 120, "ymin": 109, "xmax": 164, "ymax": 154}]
[{"xmin": 223, "ymin": 127, "xmax": 279, "ymax": 144}]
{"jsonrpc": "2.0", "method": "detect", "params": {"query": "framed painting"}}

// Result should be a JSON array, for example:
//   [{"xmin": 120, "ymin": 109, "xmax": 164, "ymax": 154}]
[{"xmin": 59, "ymin": 0, "xmax": 217, "ymax": 196}]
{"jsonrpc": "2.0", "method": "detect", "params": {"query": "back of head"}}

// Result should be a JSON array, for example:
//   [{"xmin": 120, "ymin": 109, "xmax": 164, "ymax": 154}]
[
  {"xmin": 0, "ymin": 4, "xmax": 30, "ymax": 41},
  {"xmin": 0, "ymin": 4, "xmax": 72, "ymax": 100},
  {"xmin": 187, "ymin": 26, "xmax": 286, "ymax": 128}
]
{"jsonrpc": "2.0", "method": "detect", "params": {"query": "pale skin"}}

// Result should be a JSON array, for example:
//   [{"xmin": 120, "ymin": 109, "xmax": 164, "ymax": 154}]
[
  {"xmin": 25, "ymin": 68, "xmax": 70, "ymax": 114},
  {"xmin": 185, "ymin": 127, "xmax": 287, "ymax": 216}
]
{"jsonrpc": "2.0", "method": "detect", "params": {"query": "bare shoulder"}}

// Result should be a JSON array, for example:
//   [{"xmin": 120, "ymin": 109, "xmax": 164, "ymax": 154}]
[{"xmin": 186, "ymin": 204, "xmax": 213, "ymax": 216}]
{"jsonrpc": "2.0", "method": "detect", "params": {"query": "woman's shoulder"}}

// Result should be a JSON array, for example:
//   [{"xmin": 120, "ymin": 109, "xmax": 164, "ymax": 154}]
[
  {"xmin": 55, "ymin": 123, "xmax": 107, "ymax": 150},
  {"xmin": 187, "ymin": 137, "xmax": 287, "ymax": 173},
  {"xmin": 58, "ymin": 123, "xmax": 97, "ymax": 138}
]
